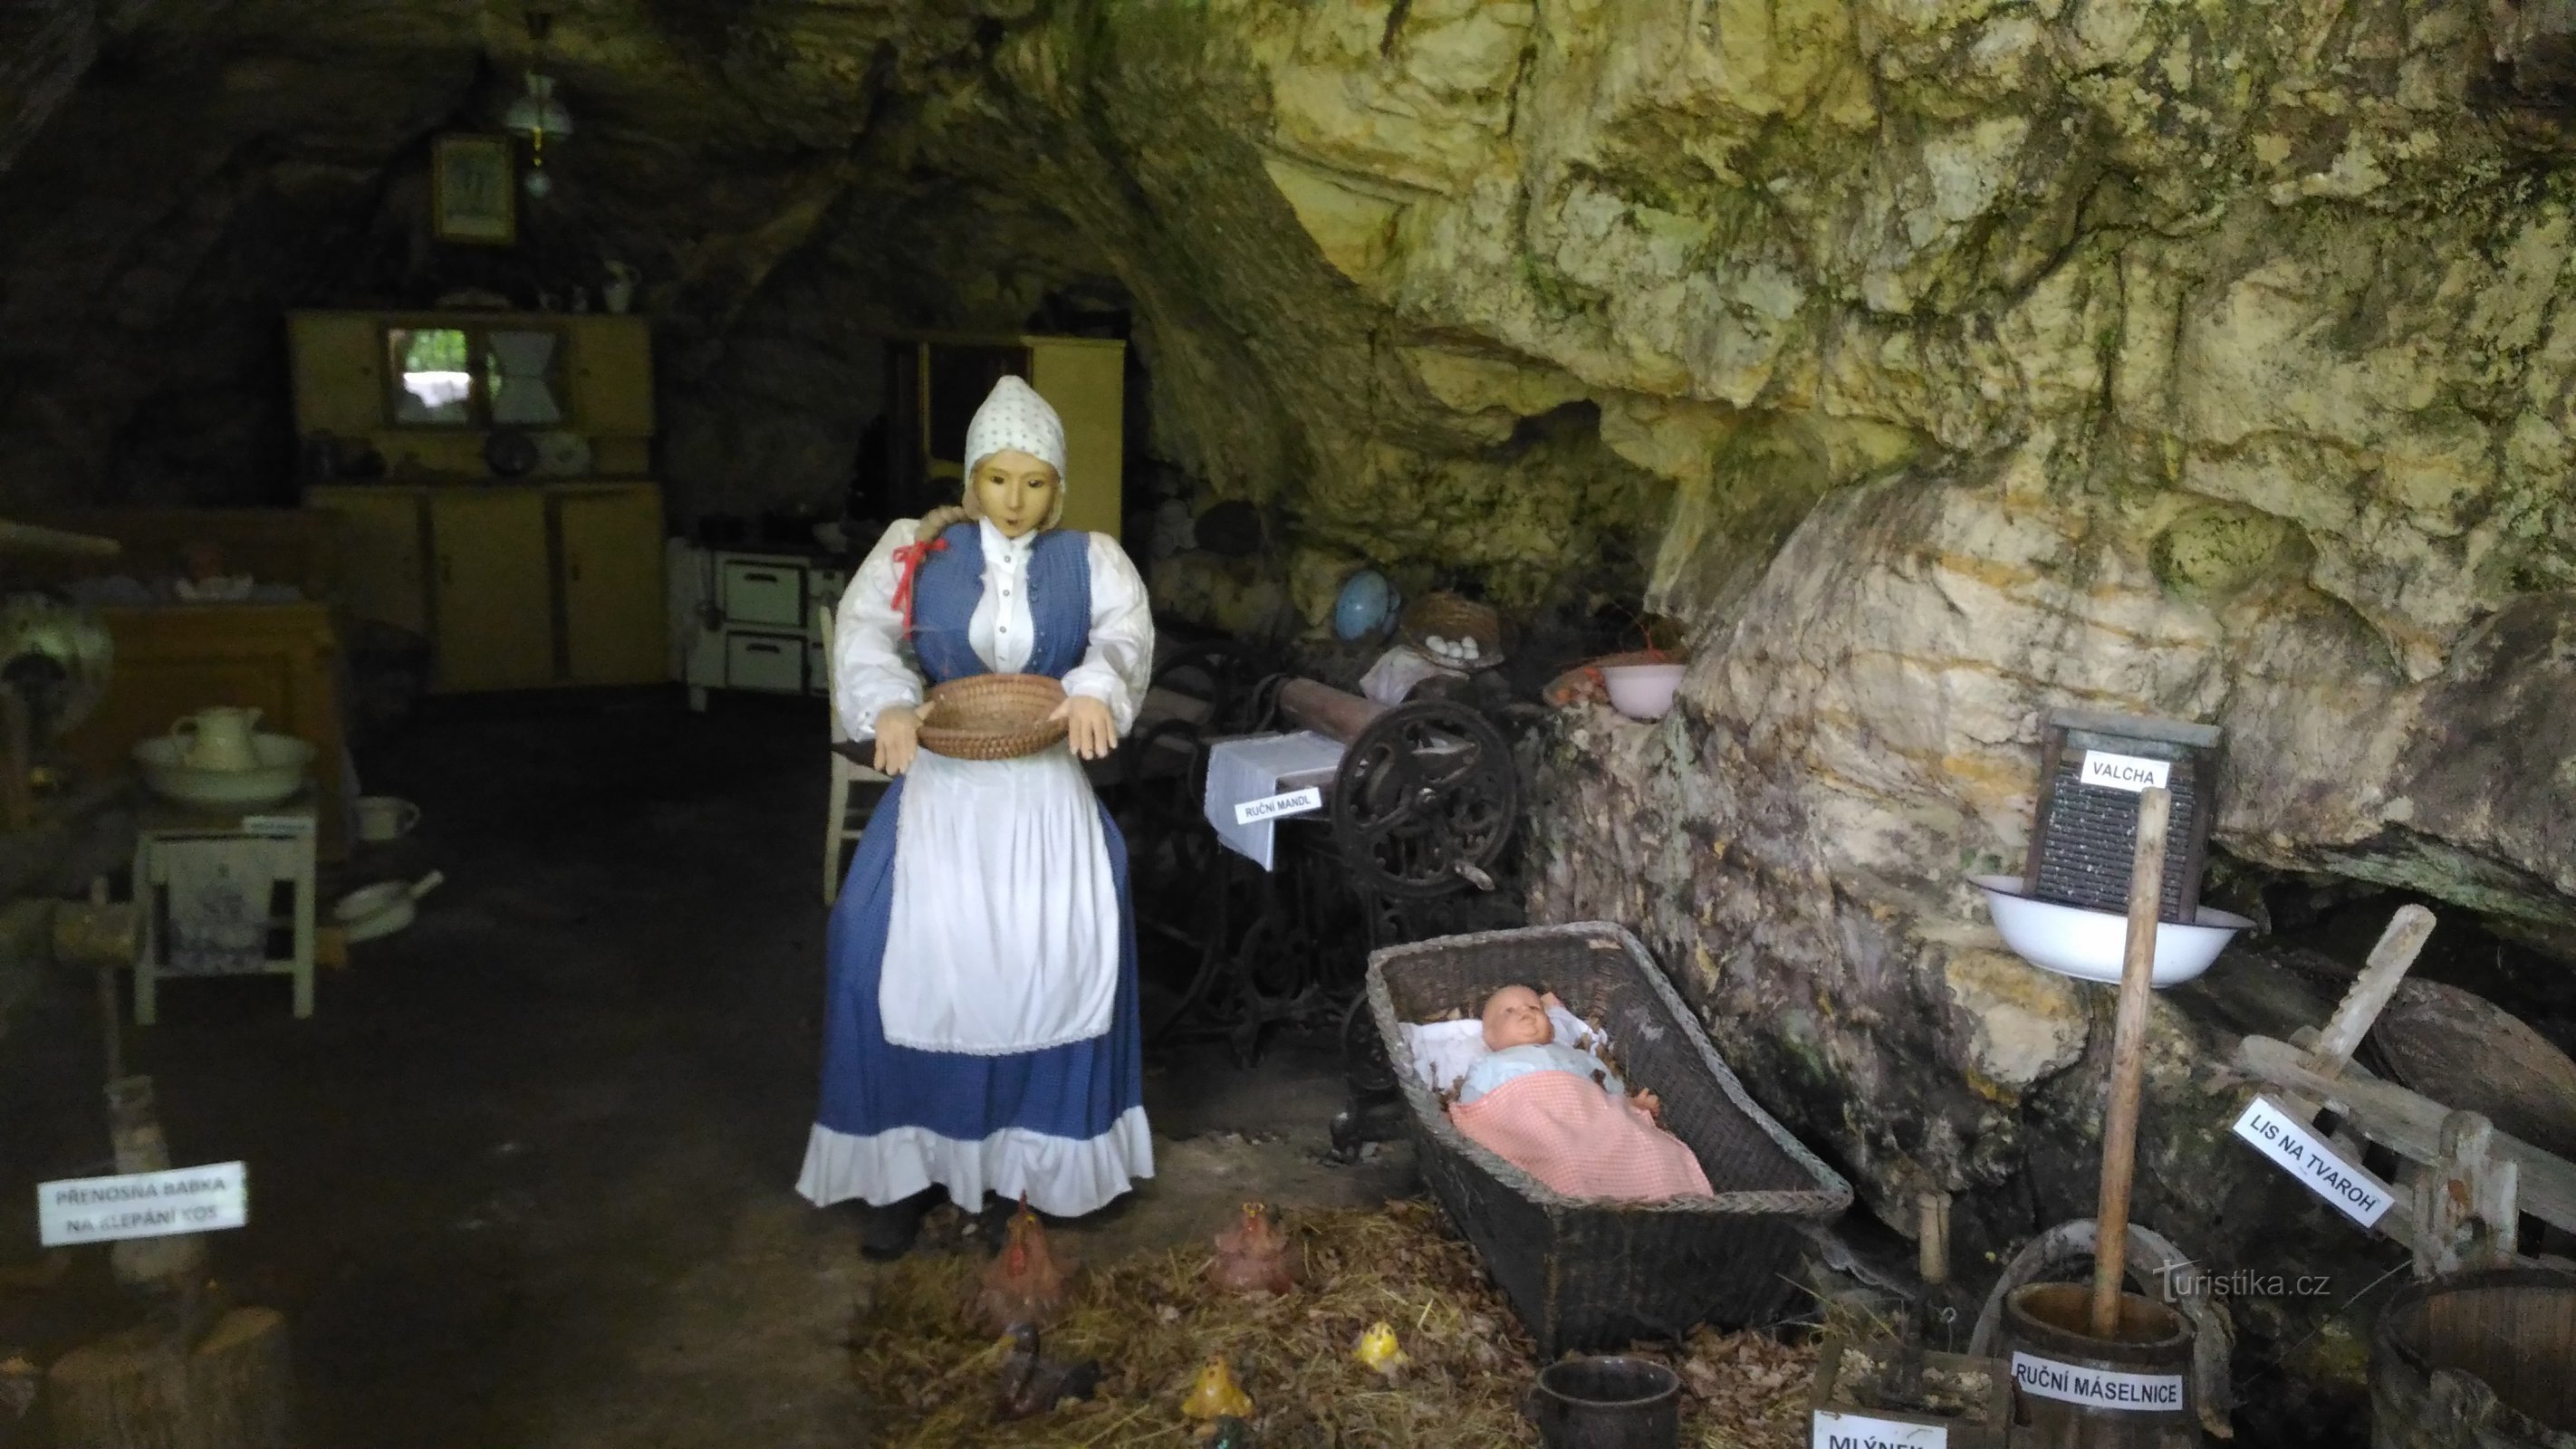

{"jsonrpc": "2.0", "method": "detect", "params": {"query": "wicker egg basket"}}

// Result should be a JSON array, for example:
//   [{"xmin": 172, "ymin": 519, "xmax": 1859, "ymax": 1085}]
[
  {"xmin": 918, "ymin": 675, "xmax": 1069, "ymax": 761},
  {"xmin": 1399, "ymin": 593, "xmax": 1505, "ymax": 669}
]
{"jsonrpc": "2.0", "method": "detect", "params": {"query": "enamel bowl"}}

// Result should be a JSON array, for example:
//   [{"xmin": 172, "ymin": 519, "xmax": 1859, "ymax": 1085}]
[
  {"xmin": 1971, "ymin": 874, "xmax": 2253, "ymax": 987},
  {"xmin": 132, "ymin": 733, "xmax": 315, "ymax": 811},
  {"xmin": 1601, "ymin": 663, "xmax": 1687, "ymax": 722}
]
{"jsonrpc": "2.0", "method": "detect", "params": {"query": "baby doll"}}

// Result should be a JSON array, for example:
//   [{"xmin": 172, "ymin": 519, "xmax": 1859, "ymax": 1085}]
[{"xmin": 1457, "ymin": 985, "xmax": 1662, "ymax": 1121}]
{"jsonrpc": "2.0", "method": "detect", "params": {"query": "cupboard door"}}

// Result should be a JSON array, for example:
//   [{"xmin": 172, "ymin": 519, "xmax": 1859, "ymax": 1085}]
[
  {"xmin": 288, "ymin": 312, "xmax": 387, "ymax": 437},
  {"xmin": 567, "ymin": 315, "xmax": 654, "ymax": 437},
  {"xmin": 306, "ymin": 487, "xmax": 428, "ymax": 636},
  {"xmin": 428, "ymin": 491, "xmax": 553, "ymax": 692},
  {"xmin": 1029, "ymin": 341, "xmax": 1124, "ymax": 537},
  {"xmin": 557, "ymin": 485, "xmax": 667, "ymax": 686}
]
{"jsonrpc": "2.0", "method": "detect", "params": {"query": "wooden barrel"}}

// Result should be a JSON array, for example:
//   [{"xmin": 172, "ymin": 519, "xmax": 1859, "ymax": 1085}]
[
  {"xmin": 2371, "ymin": 1270, "xmax": 2576, "ymax": 1449},
  {"xmin": 2000, "ymin": 1282, "xmax": 2200, "ymax": 1447}
]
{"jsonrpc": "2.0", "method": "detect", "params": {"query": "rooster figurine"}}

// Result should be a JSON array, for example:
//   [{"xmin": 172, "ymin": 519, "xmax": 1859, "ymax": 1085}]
[
  {"xmin": 1206, "ymin": 1201, "xmax": 1295, "ymax": 1296},
  {"xmin": 972, "ymin": 1197, "xmax": 1069, "ymax": 1334},
  {"xmin": 995, "ymin": 1321, "xmax": 1101, "ymax": 1420}
]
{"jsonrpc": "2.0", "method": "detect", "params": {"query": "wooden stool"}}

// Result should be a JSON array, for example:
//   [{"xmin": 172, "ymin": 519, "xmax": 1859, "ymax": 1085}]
[{"xmin": 48, "ymin": 1308, "xmax": 293, "ymax": 1449}]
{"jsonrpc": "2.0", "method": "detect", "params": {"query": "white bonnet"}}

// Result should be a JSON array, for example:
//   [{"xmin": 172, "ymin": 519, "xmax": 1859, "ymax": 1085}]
[{"xmin": 963, "ymin": 376, "xmax": 1067, "ymax": 482}]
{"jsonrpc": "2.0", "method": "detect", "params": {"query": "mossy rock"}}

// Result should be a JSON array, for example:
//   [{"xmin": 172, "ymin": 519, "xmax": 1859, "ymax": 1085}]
[{"xmin": 2152, "ymin": 504, "xmax": 2311, "ymax": 602}]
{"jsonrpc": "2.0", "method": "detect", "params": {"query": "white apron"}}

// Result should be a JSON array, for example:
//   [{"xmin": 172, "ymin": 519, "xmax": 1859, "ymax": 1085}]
[{"xmin": 874, "ymin": 740, "xmax": 1120, "ymax": 1054}]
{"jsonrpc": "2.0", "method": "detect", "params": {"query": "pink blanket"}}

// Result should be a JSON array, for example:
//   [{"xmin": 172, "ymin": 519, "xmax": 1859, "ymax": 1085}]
[{"xmin": 1448, "ymin": 1071, "xmax": 1714, "ymax": 1202}]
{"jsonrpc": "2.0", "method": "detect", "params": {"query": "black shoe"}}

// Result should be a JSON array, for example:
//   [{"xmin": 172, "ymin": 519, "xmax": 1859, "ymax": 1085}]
[{"xmin": 859, "ymin": 1187, "xmax": 942, "ymax": 1261}]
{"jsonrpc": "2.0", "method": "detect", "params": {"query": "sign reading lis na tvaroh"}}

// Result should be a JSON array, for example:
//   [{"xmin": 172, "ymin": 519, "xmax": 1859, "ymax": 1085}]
[
  {"xmin": 37, "ymin": 1163, "xmax": 248, "ymax": 1247},
  {"xmin": 2231, "ymin": 1096, "xmax": 2396, "ymax": 1228}
]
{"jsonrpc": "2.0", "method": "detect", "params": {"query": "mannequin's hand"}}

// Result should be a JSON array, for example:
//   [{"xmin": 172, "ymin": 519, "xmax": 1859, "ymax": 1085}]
[
  {"xmin": 872, "ymin": 703, "xmax": 932, "ymax": 776},
  {"xmin": 1048, "ymin": 695, "xmax": 1119, "ymax": 761}
]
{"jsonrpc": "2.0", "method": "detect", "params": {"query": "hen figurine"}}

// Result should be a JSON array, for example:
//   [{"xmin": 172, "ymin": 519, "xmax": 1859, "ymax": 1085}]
[
  {"xmin": 971, "ymin": 1197, "xmax": 1069, "ymax": 1335},
  {"xmin": 1181, "ymin": 1356, "xmax": 1253, "ymax": 1434},
  {"xmin": 995, "ymin": 1322, "xmax": 1101, "ymax": 1420},
  {"xmin": 1206, "ymin": 1202, "xmax": 1295, "ymax": 1296}
]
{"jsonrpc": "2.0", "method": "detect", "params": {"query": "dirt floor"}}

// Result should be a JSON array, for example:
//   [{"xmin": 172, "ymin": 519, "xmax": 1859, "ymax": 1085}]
[{"xmin": 0, "ymin": 690, "xmax": 1414, "ymax": 1448}]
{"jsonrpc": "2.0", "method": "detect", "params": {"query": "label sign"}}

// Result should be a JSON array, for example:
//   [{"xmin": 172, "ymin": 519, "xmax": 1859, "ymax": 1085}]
[
  {"xmin": 38, "ymin": 1163, "xmax": 247, "ymax": 1247},
  {"xmin": 2011, "ymin": 1352, "xmax": 2185, "ymax": 1413},
  {"xmin": 1813, "ymin": 1408, "xmax": 1947, "ymax": 1448},
  {"xmin": 2232, "ymin": 1096, "xmax": 2396, "ymax": 1227},
  {"xmin": 2080, "ymin": 750, "xmax": 2170, "ymax": 792},
  {"xmin": 1234, "ymin": 788, "xmax": 1322, "ymax": 826}
]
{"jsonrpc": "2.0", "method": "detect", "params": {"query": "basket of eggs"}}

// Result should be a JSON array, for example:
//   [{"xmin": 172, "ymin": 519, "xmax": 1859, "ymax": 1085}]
[
  {"xmin": 918, "ymin": 675, "xmax": 1070, "ymax": 761},
  {"xmin": 1400, "ymin": 593, "xmax": 1504, "ymax": 671}
]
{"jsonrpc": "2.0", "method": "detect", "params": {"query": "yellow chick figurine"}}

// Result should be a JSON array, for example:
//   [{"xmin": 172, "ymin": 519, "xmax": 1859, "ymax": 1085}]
[
  {"xmin": 1353, "ymin": 1321, "xmax": 1408, "ymax": 1378},
  {"xmin": 1181, "ymin": 1356, "xmax": 1253, "ymax": 1426}
]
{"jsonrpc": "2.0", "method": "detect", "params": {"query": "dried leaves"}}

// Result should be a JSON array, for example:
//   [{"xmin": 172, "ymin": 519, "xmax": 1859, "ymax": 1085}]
[{"xmin": 850, "ymin": 1199, "xmax": 1816, "ymax": 1449}]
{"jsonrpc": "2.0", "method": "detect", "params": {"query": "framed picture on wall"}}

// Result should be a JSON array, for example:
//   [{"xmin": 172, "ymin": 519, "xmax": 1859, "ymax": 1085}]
[{"xmin": 431, "ymin": 134, "xmax": 515, "ymax": 245}]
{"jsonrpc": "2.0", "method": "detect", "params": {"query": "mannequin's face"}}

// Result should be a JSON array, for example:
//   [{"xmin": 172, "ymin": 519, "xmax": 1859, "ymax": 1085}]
[
  {"xmin": 1481, "ymin": 986, "xmax": 1552, "ymax": 1051},
  {"xmin": 972, "ymin": 450, "xmax": 1061, "ymax": 539}
]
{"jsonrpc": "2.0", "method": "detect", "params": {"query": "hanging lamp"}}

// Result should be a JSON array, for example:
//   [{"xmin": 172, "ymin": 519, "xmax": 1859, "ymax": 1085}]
[{"xmin": 500, "ymin": 11, "xmax": 572, "ymax": 197}]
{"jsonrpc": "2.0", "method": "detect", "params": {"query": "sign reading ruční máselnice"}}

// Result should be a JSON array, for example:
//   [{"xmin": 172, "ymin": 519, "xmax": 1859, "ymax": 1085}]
[
  {"xmin": 37, "ymin": 1163, "xmax": 247, "ymax": 1246},
  {"xmin": 1811, "ymin": 1409, "xmax": 1946, "ymax": 1447},
  {"xmin": 2010, "ymin": 1352, "xmax": 2185, "ymax": 1413}
]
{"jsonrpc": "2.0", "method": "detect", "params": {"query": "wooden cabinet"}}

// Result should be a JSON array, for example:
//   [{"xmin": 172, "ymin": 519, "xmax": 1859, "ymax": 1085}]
[
  {"xmin": 1029, "ymin": 342, "xmax": 1124, "ymax": 538},
  {"xmin": 568, "ymin": 316, "xmax": 654, "ymax": 436},
  {"xmin": 554, "ymin": 485, "xmax": 666, "ymax": 685},
  {"xmin": 303, "ymin": 483, "xmax": 664, "ymax": 693},
  {"xmin": 305, "ymin": 487, "xmax": 428, "ymax": 637},
  {"xmin": 428, "ymin": 491, "xmax": 553, "ymax": 692},
  {"xmin": 285, "ymin": 309, "xmax": 654, "ymax": 480}
]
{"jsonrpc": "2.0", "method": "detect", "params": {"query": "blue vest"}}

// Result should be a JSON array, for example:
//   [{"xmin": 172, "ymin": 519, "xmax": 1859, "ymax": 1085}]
[{"xmin": 908, "ymin": 523, "xmax": 1092, "ymax": 684}]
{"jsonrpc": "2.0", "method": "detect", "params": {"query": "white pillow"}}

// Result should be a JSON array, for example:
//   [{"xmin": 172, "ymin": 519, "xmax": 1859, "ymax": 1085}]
[{"xmin": 1398, "ymin": 1004, "xmax": 1606, "ymax": 1095}]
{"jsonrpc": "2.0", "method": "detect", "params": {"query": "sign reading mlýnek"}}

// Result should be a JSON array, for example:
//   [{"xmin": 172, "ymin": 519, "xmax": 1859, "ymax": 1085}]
[
  {"xmin": 2011, "ymin": 1352, "xmax": 2185, "ymax": 1412},
  {"xmin": 2079, "ymin": 750, "xmax": 2171, "ymax": 793},
  {"xmin": 37, "ymin": 1163, "xmax": 247, "ymax": 1247},
  {"xmin": 2231, "ymin": 1096, "xmax": 2396, "ymax": 1228},
  {"xmin": 1812, "ymin": 1408, "xmax": 1947, "ymax": 1448}
]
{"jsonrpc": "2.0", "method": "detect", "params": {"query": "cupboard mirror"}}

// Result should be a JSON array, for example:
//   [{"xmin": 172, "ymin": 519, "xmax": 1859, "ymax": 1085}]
[
  {"xmin": 389, "ymin": 327, "xmax": 474, "ymax": 425},
  {"xmin": 485, "ymin": 330, "xmax": 565, "ymax": 426}
]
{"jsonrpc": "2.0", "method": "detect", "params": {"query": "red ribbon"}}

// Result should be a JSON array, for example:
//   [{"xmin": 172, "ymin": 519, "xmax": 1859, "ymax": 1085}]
[{"xmin": 889, "ymin": 536, "xmax": 947, "ymax": 631}]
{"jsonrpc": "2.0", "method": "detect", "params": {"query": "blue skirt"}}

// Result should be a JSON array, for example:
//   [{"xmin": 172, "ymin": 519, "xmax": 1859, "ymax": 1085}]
[{"xmin": 795, "ymin": 774, "xmax": 1152, "ymax": 1215}]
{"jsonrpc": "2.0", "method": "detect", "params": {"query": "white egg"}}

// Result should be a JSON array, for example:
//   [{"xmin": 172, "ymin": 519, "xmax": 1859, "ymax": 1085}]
[
  {"xmin": 1463, "ymin": 638, "xmax": 1482, "ymax": 659},
  {"xmin": 1425, "ymin": 635, "xmax": 1448, "ymax": 653}
]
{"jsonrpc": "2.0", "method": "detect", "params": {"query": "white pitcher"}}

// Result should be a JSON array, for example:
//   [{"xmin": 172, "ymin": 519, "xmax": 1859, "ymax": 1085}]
[{"xmin": 169, "ymin": 706, "xmax": 263, "ymax": 772}]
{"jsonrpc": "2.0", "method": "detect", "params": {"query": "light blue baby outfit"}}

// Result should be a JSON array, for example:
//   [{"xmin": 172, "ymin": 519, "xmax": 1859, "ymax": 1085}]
[{"xmin": 1457, "ymin": 1043, "xmax": 1625, "ymax": 1105}]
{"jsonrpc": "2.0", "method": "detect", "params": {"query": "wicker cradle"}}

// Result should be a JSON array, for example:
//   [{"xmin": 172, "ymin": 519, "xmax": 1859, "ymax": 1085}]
[{"xmin": 1368, "ymin": 922, "xmax": 1852, "ymax": 1358}]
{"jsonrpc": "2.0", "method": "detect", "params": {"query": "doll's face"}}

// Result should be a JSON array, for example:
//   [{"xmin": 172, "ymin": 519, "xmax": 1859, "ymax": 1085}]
[
  {"xmin": 1481, "ymin": 986, "xmax": 1552, "ymax": 1051},
  {"xmin": 972, "ymin": 449, "xmax": 1061, "ymax": 539}
]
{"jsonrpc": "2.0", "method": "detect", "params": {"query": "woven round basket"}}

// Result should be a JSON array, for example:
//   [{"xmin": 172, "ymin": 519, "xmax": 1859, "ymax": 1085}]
[
  {"xmin": 1399, "ymin": 592, "xmax": 1504, "ymax": 670},
  {"xmin": 918, "ymin": 675, "xmax": 1069, "ymax": 761}
]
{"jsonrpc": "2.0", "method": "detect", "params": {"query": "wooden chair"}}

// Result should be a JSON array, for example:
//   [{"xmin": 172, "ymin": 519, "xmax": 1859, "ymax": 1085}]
[{"xmin": 817, "ymin": 604, "xmax": 891, "ymax": 905}]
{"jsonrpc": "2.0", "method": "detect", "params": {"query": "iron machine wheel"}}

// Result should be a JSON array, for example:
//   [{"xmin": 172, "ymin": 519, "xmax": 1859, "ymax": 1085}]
[{"xmin": 1329, "ymin": 699, "xmax": 1519, "ymax": 899}]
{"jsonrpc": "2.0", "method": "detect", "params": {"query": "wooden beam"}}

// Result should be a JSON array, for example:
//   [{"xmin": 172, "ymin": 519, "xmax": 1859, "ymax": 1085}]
[
  {"xmin": 2277, "ymin": 903, "xmax": 2437, "ymax": 1141},
  {"xmin": 2236, "ymin": 1034, "xmax": 2576, "ymax": 1231}
]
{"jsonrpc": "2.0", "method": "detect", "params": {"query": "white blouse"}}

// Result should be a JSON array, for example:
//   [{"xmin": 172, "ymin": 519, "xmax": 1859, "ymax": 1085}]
[{"xmin": 832, "ymin": 518, "xmax": 1154, "ymax": 739}]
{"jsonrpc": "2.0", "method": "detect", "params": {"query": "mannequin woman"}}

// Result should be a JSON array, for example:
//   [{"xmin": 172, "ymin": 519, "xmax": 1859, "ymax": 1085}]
[{"xmin": 798, "ymin": 377, "xmax": 1155, "ymax": 1259}]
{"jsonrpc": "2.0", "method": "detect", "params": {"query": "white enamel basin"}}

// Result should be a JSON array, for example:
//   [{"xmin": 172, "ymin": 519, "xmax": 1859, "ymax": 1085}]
[{"xmin": 1970, "ymin": 874, "xmax": 2253, "ymax": 987}]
